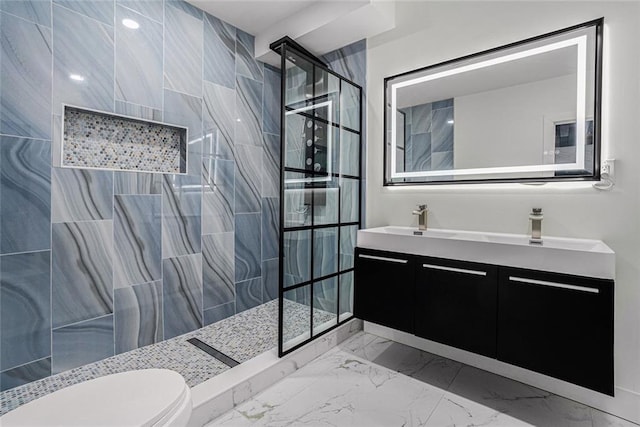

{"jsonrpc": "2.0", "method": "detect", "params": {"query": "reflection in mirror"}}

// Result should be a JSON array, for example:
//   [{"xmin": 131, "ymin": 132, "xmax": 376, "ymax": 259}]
[{"xmin": 384, "ymin": 19, "xmax": 602, "ymax": 185}]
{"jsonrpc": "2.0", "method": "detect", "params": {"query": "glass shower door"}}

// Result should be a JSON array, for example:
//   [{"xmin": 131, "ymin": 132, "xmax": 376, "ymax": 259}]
[{"xmin": 276, "ymin": 42, "xmax": 362, "ymax": 356}]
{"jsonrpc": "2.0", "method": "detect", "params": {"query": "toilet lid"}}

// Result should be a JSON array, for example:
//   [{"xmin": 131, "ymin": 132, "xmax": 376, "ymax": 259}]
[{"xmin": 1, "ymin": 369, "xmax": 191, "ymax": 427}]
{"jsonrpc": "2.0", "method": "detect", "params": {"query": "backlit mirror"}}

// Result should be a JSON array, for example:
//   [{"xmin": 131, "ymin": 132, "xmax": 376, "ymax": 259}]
[{"xmin": 384, "ymin": 19, "xmax": 603, "ymax": 185}]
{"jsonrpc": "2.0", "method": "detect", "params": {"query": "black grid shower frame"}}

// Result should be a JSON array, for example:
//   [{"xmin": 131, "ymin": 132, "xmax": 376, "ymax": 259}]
[{"xmin": 276, "ymin": 41, "xmax": 363, "ymax": 357}]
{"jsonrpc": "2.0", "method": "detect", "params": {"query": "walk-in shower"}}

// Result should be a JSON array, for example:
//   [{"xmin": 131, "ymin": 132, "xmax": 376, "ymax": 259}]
[{"xmin": 270, "ymin": 38, "xmax": 363, "ymax": 356}]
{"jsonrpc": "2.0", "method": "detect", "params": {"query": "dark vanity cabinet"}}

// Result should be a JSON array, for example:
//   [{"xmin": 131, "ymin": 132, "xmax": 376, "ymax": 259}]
[
  {"xmin": 354, "ymin": 248, "xmax": 415, "ymax": 333},
  {"xmin": 415, "ymin": 257, "xmax": 498, "ymax": 358},
  {"xmin": 354, "ymin": 247, "xmax": 614, "ymax": 396},
  {"xmin": 497, "ymin": 267, "xmax": 614, "ymax": 395}
]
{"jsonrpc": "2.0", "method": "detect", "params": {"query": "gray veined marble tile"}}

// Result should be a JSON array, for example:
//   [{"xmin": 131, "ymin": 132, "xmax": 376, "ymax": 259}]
[
  {"xmin": 163, "ymin": 89, "xmax": 203, "ymax": 176},
  {"xmin": 113, "ymin": 195, "xmax": 161, "ymax": 288},
  {"xmin": 339, "ymin": 225, "xmax": 357, "ymax": 271},
  {"xmin": 313, "ymin": 186, "xmax": 339, "ymax": 226},
  {"xmin": 431, "ymin": 150, "xmax": 453, "ymax": 171},
  {"xmin": 115, "ymin": 5, "xmax": 163, "ymax": 109},
  {"xmin": 203, "ymin": 302, "xmax": 235, "ymax": 326},
  {"xmin": 166, "ymin": 0, "xmax": 202, "ymax": 20},
  {"xmin": 0, "ymin": 1, "xmax": 51, "ymax": 26},
  {"xmin": 203, "ymin": 81, "xmax": 235, "ymax": 160},
  {"xmin": 340, "ymin": 177, "xmax": 359, "ymax": 223},
  {"xmin": 52, "ymin": 4, "xmax": 114, "ymax": 112},
  {"xmin": 314, "ymin": 276, "xmax": 337, "ymax": 316},
  {"xmin": 323, "ymin": 39, "xmax": 367, "ymax": 89},
  {"xmin": 0, "ymin": 251, "xmax": 51, "ymax": 371},
  {"xmin": 236, "ymin": 277, "xmax": 262, "ymax": 313},
  {"xmin": 339, "ymin": 130, "xmax": 360, "ymax": 177},
  {"xmin": 262, "ymin": 258, "xmax": 278, "ymax": 303},
  {"xmin": 114, "ymin": 171, "xmax": 162, "ymax": 194},
  {"xmin": 52, "ymin": 315, "xmax": 114, "ymax": 374},
  {"xmin": 0, "ymin": 137, "xmax": 51, "ymax": 254},
  {"xmin": 114, "ymin": 100, "xmax": 162, "ymax": 122},
  {"xmin": 263, "ymin": 65, "xmax": 281, "ymax": 135},
  {"xmin": 235, "ymin": 29, "xmax": 263, "ymax": 82},
  {"xmin": 409, "ymin": 133, "xmax": 431, "ymax": 172},
  {"xmin": 53, "ymin": 0, "xmax": 114, "ymax": 26},
  {"xmin": 51, "ymin": 167, "xmax": 113, "ymax": 222},
  {"xmin": 411, "ymin": 103, "xmax": 432, "ymax": 135},
  {"xmin": 162, "ymin": 174, "xmax": 201, "ymax": 258},
  {"xmin": 235, "ymin": 213, "xmax": 261, "ymax": 282},
  {"xmin": 114, "ymin": 281, "xmax": 163, "ymax": 354},
  {"xmin": 432, "ymin": 98, "xmax": 453, "ymax": 110},
  {"xmin": 314, "ymin": 227, "xmax": 338, "ymax": 278},
  {"xmin": 431, "ymin": 106, "xmax": 454, "ymax": 153},
  {"xmin": 118, "ymin": 0, "xmax": 163, "ymax": 23},
  {"xmin": 339, "ymin": 80, "xmax": 360, "ymax": 132},
  {"xmin": 202, "ymin": 158, "xmax": 234, "ymax": 234},
  {"xmin": 163, "ymin": 254, "xmax": 203, "ymax": 339},
  {"xmin": 283, "ymin": 230, "xmax": 311, "ymax": 287},
  {"xmin": 164, "ymin": 2, "xmax": 203, "ymax": 97},
  {"xmin": 204, "ymin": 13, "xmax": 236, "ymax": 89},
  {"xmin": 234, "ymin": 144, "xmax": 262, "ymax": 214},
  {"xmin": 339, "ymin": 271, "xmax": 354, "ymax": 316},
  {"xmin": 262, "ymin": 133, "xmax": 280, "ymax": 198},
  {"xmin": 235, "ymin": 75, "xmax": 263, "ymax": 147},
  {"xmin": 52, "ymin": 221, "xmax": 113, "ymax": 328},
  {"xmin": 1, "ymin": 13, "xmax": 52, "ymax": 139},
  {"xmin": 0, "ymin": 357, "xmax": 51, "ymax": 392},
  {"xmin": 261, "ymin": 197, "xmax": 279, "ymax": 261},
  {"xmin": 202, "ymin": 232, "xmax": 235, "ymax": 309}
]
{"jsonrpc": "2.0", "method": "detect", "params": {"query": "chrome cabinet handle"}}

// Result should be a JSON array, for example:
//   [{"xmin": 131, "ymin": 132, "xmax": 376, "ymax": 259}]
[
  {"xmin": 508, "ymin": 276, "xmax": 599, "ymax": 294},
  {"xmin": 358, "ymin": 254, "xmax": 408, "ymax": 264},
  {"xmin": 422, "ymin": 263, "xmax": 487, "ymax": 276}
]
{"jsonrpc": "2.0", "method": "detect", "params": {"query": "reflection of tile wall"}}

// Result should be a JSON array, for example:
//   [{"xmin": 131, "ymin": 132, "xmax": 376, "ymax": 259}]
[
  {"xmin": 401, "ymin": 98, "xmax": 454, "ymax": 172},
  {"xmin": 0, "ymin": 0, "xmax": 280, "ymax": 390}
]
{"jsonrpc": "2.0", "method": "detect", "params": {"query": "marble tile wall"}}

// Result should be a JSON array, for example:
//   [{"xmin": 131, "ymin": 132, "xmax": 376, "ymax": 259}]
[{"xmin": 0, "ymin": 0, "xmax": 281, "ymax": 391}]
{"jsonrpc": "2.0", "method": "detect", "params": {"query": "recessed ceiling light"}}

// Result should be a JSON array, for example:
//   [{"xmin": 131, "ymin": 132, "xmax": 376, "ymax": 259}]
[
  {"xmin": 122, "ymin": 18, "xmax": 139, "ymax": 29},
  {"xmin": 236, "ymin": 118, "xmax": 241, "ymax": 122},
  {"xmin": 69, "ymin": 74, "xmax": 85, "ymax": 82}
]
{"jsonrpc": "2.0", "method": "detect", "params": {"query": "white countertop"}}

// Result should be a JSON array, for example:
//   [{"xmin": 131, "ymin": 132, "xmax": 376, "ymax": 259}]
[{"xmin": 357, "ymin": 226, "xmax": 615, "ymax": 280}]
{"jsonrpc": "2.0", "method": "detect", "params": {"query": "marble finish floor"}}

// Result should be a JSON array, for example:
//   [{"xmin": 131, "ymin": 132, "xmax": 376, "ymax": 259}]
[
  {"xmin": 0, "ymin": 299, "xmax": 336, "ymax": 416},
  {"xmin": 210, "ymin": 332, "xmax": 638, "ymax": 427}
]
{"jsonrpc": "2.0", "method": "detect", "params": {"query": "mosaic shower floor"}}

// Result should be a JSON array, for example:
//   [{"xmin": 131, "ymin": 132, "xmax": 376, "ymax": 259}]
[{"xmin": 0, "ymin": 299, "xmax": 335, "ymax": 416}]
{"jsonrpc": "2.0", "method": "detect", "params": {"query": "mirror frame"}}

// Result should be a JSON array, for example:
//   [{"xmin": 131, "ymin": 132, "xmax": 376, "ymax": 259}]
[{"xmin": 383, "ymin": 18, "xmax": 604, "ymax": 186}]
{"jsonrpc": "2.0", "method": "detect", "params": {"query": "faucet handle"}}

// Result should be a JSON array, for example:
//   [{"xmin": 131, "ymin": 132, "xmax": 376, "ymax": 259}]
[{"xmin": 417, "ymin": 204, "xmax": 427, "ymax": 210}]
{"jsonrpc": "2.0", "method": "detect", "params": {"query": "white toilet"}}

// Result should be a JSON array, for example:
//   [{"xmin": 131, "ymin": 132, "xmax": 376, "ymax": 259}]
[{"xmin": 0, "ymin": 369, "xmax": 192, "ymax": 426}]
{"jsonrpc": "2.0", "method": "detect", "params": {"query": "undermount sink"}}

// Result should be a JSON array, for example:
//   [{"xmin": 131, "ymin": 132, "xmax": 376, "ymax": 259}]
[{"xmin": 357, "ymin": 226, "xmax": 615, "ymax": 279}]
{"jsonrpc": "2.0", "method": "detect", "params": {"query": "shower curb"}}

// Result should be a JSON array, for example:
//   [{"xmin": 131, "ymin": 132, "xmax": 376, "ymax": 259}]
[{"xmin": 188, "ymin": 318, "xmax": 363, "ymax": 426}]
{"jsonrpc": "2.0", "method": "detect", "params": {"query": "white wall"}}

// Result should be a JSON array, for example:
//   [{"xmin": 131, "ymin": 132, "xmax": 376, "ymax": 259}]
[
  {"xmin": 454, "ymin": 75, "xmax": 575, "ymax": 169},
  {"xmin": 367, "ymin": 1, "xmax": 640, "ymax": 422}
]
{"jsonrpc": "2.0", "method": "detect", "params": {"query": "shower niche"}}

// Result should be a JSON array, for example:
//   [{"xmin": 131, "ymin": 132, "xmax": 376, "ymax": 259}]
[{"xmin": 62, "ymin": 105, "xmax": 187, "ymax": 174}]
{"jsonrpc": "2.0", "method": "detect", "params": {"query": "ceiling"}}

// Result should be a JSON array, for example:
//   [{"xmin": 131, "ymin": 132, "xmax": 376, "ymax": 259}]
[
  {"xmin": 186, "ymin": 0, "xmax": 396, "ymax": 66},
  {"xmin": 187, "ymin": 0, "xmax": 320, "ymax": 35}
]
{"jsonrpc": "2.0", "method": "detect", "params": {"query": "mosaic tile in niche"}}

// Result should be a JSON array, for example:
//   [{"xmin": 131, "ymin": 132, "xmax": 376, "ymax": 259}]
[{"xmin": 62, "ymin": 106, "xmax": 186, "ymax": 174}]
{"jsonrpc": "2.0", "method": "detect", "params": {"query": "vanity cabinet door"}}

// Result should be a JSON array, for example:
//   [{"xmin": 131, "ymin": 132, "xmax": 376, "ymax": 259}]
[
  {"xmin": 354, "ymin": 248, "xmax": 415, "ymax": 333},
  {"xmin": 415, "ymin": 257, "xmax": 498, "ymax": 358},
  {"xmin": 497, "ymin": 267, "xmax": 614, "ymax": 395}
]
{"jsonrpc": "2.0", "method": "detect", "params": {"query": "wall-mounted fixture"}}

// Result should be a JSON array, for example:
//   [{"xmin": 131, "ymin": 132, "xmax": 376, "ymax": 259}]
[{"xmin": 384, "ymin": 19, "xmax": 603, "ymax": 185}]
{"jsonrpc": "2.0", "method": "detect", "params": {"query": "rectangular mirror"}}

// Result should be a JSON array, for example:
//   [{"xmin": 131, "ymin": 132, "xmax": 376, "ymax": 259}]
[{"xmin": 384, "ymin": 19, "xmax": 603, "ymax": 185}]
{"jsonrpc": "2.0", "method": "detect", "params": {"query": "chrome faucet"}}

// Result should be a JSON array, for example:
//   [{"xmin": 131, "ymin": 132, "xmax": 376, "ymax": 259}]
[
  {"xmin": 529, "ymin": 208, "xmax": 543, "ymax": 245},
  {"xmin": 412, "ymin": 204, "xmax": 428, "ymax": 230}
]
